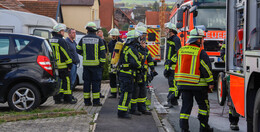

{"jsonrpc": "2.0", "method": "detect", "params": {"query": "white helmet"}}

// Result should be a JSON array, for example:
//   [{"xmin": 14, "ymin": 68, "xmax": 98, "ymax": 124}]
[
  {"xmin": 108, "ymin": 28, "xmax": 121, "ymax": 36},
  {"xmin": 165, "ymin": 22, "xmax": 177, "ymax": 32},
  {"xmin": 53, "ymin": 23, "xmax": 66, "ymax": 32}
]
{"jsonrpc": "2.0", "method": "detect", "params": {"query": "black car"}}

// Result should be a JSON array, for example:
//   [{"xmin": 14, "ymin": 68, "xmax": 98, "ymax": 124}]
[{"xmin": 0, "ymin": 33, "xmax": 58, "ymax": 111}]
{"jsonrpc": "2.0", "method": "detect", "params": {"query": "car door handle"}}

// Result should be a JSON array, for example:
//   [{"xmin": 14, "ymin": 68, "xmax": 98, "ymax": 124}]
[{"xmin": 0, "ymin": 58, "xmax": 11, "ymax": 63}]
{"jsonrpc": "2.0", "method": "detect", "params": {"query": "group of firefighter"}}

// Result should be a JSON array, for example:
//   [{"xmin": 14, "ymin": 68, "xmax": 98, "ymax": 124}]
[
  {"xmin": 49, "ymin": 20, "xmax": 238, "ymax": 132},
  {"xmin": 106, "ymin": 21, "xmax": 215, "ymax": 132}
]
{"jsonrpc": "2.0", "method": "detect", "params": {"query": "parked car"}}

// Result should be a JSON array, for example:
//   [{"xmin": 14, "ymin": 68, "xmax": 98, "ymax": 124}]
[{"xmin": 0, "ymin": 33, "xmax": 58, "ymax": 111}]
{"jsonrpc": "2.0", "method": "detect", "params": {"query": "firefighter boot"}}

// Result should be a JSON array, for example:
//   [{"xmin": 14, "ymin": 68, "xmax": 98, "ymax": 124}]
[
  {"xmin": 141, "ymin": 110, "xmax": 152, "ymax": 115},
  {"xmin": 200, "ymin": 125, "xmax": 213, "ymax": 132},
  {"xmin": 108, "ymin": 94, "xmax": 117, "ymax": 98},
  {"xmin": 171, "ymin": 98, "xmax": 179, "ymax": 106},
  {"xmin": 118, "ymin": 111, "xmax": 131, "ymax": 119},
  {"xmin": 181, "ymin": 129, "xmax": 190, "ymax": 132},
  {"xmin": 230, "ymin": 123, "xmax": 239, "ymax": 131}
]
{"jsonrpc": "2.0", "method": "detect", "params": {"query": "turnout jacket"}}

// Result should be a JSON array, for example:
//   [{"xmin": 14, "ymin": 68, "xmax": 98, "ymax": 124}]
[
  {"xmin": 119, "ymin": 44, "xmax": 141, "ymax": 76},
  {"xmin": 50, "ymin": 33, "xmax": 72, "ymax": 69},
  {"xmin": 165, "ymin": 34, "xmax": 181, "ymax": 70},
  {"xmin": 175, "ymin": 44, "xmax": 214, "ymax": 90},
  {"xmin": 77, "ymin": 32, "xmax": 106, "ymax": 66}
]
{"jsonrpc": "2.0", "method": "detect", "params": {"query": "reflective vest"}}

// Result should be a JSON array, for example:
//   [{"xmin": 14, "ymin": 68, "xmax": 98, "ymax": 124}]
[
  {"xmin": 77, "ymin": 37, "xmax": 106, "ymax": 66},
  {"xmin": 50, "ymin": 39, "xmax": 72, "ymax": 69},
  {"xmin": 175, "ymin": 45, "xmax": 202, "ymax": 84}
]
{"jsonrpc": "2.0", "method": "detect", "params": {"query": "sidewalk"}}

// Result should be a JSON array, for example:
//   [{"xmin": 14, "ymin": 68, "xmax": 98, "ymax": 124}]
[{"xmin": 95, "ymin": 96, "xmax": 159, "ymax": 132}]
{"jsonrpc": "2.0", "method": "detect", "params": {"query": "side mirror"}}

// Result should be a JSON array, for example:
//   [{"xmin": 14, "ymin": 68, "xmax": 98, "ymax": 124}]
[
  {"xmin": 176, "ymin": 22, "xmax": 183, "ymax": 29},
  {"xmin": 177, "ymin": 8, "xmax": 184, "ymax": 22}
]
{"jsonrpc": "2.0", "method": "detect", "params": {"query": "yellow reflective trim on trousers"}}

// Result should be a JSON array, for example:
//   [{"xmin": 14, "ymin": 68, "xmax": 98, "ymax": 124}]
[
  {"xmin": 180, "ymin": 113, "xmax": 190, "ymax": 119},
  {"xmin": 200, "ymin": 60, "xmax": 212, "ymax": 75},
  {"xmin": 63, "ymin": 76, "xmax": 71, "ymax": 95},
  {"xmin": 122, "ymin": 92, "xmax": 128, "ymax": 106},
  {"xmin": 59, "ymin": 80, "xmax": 64, "ymax": 93},
  {"xmin": 93, "ymin": 92, "xmax": 100, "ymax": 99},
  {"xmin": 137, "ymin": 98, "xmax": 146, "ymax": 103},
  {"xmin": 165, "ymin": 64, "xmax": 169, "ymax": 70},
  {"xmin": 131, "ymin": 99, "xmax": 137, "ymax": 103},
  {"xmin": 205, "ymin": 100, "xmax": 210, "ymax": 113},
  {"xmin": 118, "ymin": 105, "xmax": 128, "ymax": 111},
  {"xmin": 60, "ymin": 47, "xmax": 72, "ymax": 64},
  {"xmin": 84, "ymin": 93, "xmax": 90, "ymax": 98},
  {"xmin": 123, "ymin": 64, "xmax": 129, "ymax": 67},
  {"xmin": 111, "ymin": 88, "xmax": 117, "ymax": 93},
  {"xmin": 168, "ymin": 46, "xmax": 172, "ymax": 60},
  {"xmin": 198, "ymin": 109, "xmax": 208, "ymax": 116},
  {"xmin": 100, "ymin": 45, "xmax": 105, "ymax": 50}
]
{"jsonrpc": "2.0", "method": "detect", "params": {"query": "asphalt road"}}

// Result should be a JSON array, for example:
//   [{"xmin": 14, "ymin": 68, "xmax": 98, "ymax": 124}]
[{"xmin": 152, "ymin": 62, "xmax": 247, "ymax": 132}]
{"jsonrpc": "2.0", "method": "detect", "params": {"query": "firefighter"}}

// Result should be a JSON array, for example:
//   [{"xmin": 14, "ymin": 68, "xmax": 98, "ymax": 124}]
[
  {"xmin": 175, "ymin": 28, "xmax": 214, "ymax": 132},
  {"xmin": 117, "ymin": 30, "xmax": 142, "ymax": 119},
  {"xmin": 108, "ymin": 28, "xmax": 123, "ymax": 98},
  {"xmin": 220, "ymin": 41, "xmax": 240, "ymax": 131},
  {"xmin": 164, "ymin": 22, "xmax": 181, "ymax": 107},
  {"xmin": 77, "ymin": 22, "xmax": 106, "ymax": 106},
  {"xmin": 50, "ymin": 23, "xmax": 77, "ymax": 104}
]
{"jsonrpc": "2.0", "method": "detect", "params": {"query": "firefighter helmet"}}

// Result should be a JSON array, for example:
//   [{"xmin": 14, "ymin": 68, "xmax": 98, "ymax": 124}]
[
  {"xmin": 165, "ymin": 22, "xmax": 177, "ymax": 32},
  {"xmin": 109, "ymin": 28, "xmax": 121, "ymax": 36},
  {"xmin": 85, "ymin": 22, "xmax": 97, "ymax": 30},
  {"xmin": 186, "ymin": 28, "xmax": 205, "ymax": 44},
  {"xmin": 126, "ymin": 30, "xmax": 141, "ymax": 39},
  {"xmin": 53, "ymin": 23, "xmax": 66, "ymax": 32},
  {"xmin": 136, "ymin": 26, "xmax": 147, "ymax": 34}
]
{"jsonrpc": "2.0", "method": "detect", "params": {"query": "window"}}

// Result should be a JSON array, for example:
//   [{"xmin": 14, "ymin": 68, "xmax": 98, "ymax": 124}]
[
  {"xmin": 148, "ymin": 33, "xmax": 156, "ymax": 41},
  {"xmin": 0, "ymin": 29, "xmax": 13, "ymax": 33},
  {"xmin": 14, "ymin": 38, "xmax": 31, "ymax": 52},
  {"xmin": 33, "ymin": 29, "xmax": 50, "ymax": 39},
  {"xmin": 0, "ymin": 37, "xmax": 10, "ymax": 55}
]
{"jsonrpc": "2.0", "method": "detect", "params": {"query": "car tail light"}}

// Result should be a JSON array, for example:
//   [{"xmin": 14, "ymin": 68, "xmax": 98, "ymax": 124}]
[{"xmin": 37, "ymin": 55, "xmax": 53, "ymax": 76}]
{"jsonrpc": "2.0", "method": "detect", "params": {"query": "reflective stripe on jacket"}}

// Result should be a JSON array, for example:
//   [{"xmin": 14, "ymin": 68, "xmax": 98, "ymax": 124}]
[
  {"xmin": 76, "ymin": 33, "xmax": 106, "ymax": 66},
  {"xmin": 50, "ymin": 36, "xmax": 72, "ymax": 69}
]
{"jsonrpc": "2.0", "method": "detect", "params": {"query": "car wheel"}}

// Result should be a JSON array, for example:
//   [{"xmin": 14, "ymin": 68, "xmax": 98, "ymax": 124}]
[
  {"xmin": 8, "ymin": 83, "xmax": 41, "ymax": 111},
  {"xmin": 217, "ymin": 72, "xmax": 227, "ymax": 106},
  {"xmin": 253, "ymin": 89, "xmax": 260, "ymax": 132}
]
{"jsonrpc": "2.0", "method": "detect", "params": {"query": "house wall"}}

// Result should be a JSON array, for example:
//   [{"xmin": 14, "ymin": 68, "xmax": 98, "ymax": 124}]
[{"xmin": 61, "ymin": 0, "xmax": 100, "ymax": 33}]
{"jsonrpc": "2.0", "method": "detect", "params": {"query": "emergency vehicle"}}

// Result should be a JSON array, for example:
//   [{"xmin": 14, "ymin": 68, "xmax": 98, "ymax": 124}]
[
  {"xmin": 171, "ymin": 0, "xmax": 226, "ymax": 73},
  {"xmin": 217, "ymin": 0, "xmax": 260, "ymax": 131},
  {"xmin": 129, "ymin": 25, "xmax": 161, "ymax": 65}
]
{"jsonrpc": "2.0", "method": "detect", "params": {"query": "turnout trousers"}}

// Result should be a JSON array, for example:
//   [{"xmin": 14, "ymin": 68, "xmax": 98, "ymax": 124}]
[
  {"xmin": 53, "ymin": 69, "xmax": 72, "ymax": 102},
  {"xmin": 83, "ymin": 66, "xmax": 102, "ymax": 104},
  {"xmin": 109, "ymin": 71, "xmax": 119, "ymax": 96},
  {"xmin": 167, "ymin": 70, "xmax": 179, "ymax": 103},
  {"xmin": 179, "ymin": 88, "xmax": 210, "ymax": 131},
  {"xmin": 118, "ymin": 73, "xmax": 134, "ymax": 115},
  {"xmin": 130, "ymin": 81, "xmax": 147, "ymax": 113}
]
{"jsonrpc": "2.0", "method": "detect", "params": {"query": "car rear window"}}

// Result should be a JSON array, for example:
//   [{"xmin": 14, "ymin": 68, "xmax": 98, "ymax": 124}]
[
  {"xmin": 0, "ymin": 36, "xmax": 10, "ymax": 55},
  {"xmin": 14, "ymin": 38, "xmax": 31, "ymax": 52}
]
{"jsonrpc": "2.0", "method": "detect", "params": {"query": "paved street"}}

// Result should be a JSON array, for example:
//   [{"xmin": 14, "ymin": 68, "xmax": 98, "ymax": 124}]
[{"xmin": 152, "ymin": 62, "xmax": 247, "ymax": 132}]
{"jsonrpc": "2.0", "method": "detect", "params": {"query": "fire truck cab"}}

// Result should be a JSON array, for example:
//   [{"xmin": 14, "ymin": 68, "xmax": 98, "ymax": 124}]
[
  {"xmin": 217, "ymin": 0, "xmax": 260, "ymax": 131},
  {"xmin": 172, "ymin": 0, "xmax": 226, "ymax": 79}
]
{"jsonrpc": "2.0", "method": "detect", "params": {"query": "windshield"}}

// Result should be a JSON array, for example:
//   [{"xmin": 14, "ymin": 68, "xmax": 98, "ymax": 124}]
[{"xmin": 194, "ymin": 8, "xmax": 226, "ymax": 30}]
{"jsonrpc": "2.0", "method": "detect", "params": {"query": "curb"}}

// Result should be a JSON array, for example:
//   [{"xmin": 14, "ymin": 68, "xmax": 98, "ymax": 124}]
[
  {"xmin": 90, "ymin": 113, "xmax": 99, "ymax": 132},
  {"xmin": 0, "ymin": 111, "xmax": 87, "ymax": 122}
]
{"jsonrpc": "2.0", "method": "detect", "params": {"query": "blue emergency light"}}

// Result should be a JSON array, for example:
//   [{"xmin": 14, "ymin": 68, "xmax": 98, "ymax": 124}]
[
  {"xmin": 157, "ymin": 25, "xmax": 160, "ymax": 28},
  {"xmin": 130, "ymin": 25, "xmax": 133, "ymax": 28}
]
